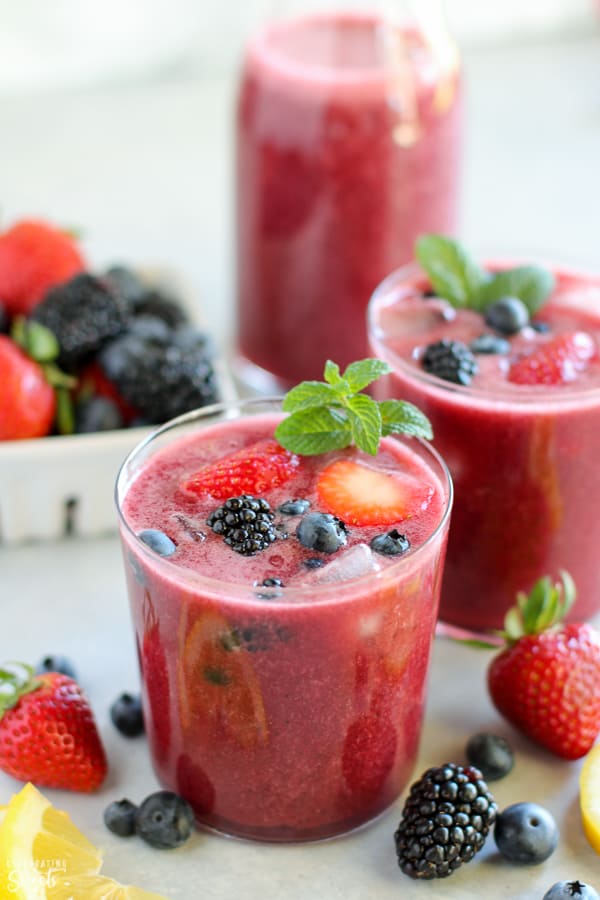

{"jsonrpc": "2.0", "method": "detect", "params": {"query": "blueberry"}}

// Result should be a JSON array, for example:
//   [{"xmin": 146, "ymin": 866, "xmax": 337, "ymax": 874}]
[
  {"xmin": 465, "ymin": 733, "xmax": 514, "ymax": 781},
  {"xmin": 296, "ymin": 513, "xmax": 347, "ymax": 553},
  {"xmin": 104, "ymin": 798, "xmax": 138, "ymax": 837},
  {"xmin": 110, "ymin": 692, "xmax": 145, "ymax": 737},
  {"xmin": 261, "ymin": 577, "xmax": 283, "ymax": 587},
  {"xmin": 135, "ymin": 791, "xmax": 195, "ymax": 849},
  {"xmin": 75, "ymin": 396, "xmax": 124, "ymax": 434},
  {"xmin": 35, "ymin": 655, "xmax": 77, "ymax": 679},
  {"xmin": 543, "ymin": 881, "xmax": 600, "ymax": 899},
  {"xmin": 469, "ymin": 334, "xmax": 511, "ymax": 355},
  {"xmin": 494, "ymin": 802, "xmax": 558, "ymax": 864},
  {"xmin": 370, "ymin": 530, "xmax": 411, "ymax": 557},
  {"xmin": 138, "ymin": 529, "xmax": 177, "ymax": 557},
  {"xmin": 303, "ymin": 557, "xmax": 325, "ymax": 569},
  {"xmin": 484, "ymin": 297, "xmax": 530, "ymax": 335},
  {"xmin": 531, "ymin": 320, "xmax": 551, "ymax": 334},
  {"xmin": 255, "ymin": 577, "xmax": 284, "ymax": 600},
  {"xmin": 278, "ymin": 498, "xmax": 310, "ymax": 516}
]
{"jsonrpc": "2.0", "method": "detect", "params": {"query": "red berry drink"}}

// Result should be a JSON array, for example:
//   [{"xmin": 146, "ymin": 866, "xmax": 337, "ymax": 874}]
[
  {"xmin": 369, "ymin": 261, "xmax": 600, "ymax": 633},
  {"xmin": 116, "ymin": 398, "xmax": 451, "ymax": 842},
  {"xmin": 235, "ymin": 12, "xmax": 461, "ymax": 390}
]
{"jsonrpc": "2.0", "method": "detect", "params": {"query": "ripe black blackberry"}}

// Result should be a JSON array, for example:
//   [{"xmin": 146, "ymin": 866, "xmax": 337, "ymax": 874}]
[
  {"xmin": 422, "ymin": 340, "xmax": 479, "ymax": 386},
  {"xmin": 98, "ymin": 324, "xmax": 217, "ymax": 423},
  {"xmin": 31, "ymin": 273, "xmax": 128, "ymax": 368},
  {"xmin": 207, "ymin": 495, "xmax": 277, "ymax": 556},
  {"xmin": 394, "ymin": 763, "xmax": 497, "ymax": 879}
]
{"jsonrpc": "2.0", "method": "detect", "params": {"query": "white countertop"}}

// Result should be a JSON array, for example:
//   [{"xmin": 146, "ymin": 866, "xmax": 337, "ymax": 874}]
[{"xmin": 1, "ymin": 29, "xmax": 600, "ymax": 900}]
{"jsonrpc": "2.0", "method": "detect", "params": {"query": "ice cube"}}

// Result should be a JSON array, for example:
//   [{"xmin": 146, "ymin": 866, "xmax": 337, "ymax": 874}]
[{"xmin": 296, "ymin": 543, "xmax": 381, "ymax": 586}]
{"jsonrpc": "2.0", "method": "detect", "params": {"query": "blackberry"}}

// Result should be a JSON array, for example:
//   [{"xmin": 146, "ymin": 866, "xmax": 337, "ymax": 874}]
[
  {"xmin": 422, "ymin": 340, "xmax": 479, "ymax": 386},
  {"xmin": 207, "ymin": 495, "xmax": 277, "ymax": 556},
  {"xmin": 98, "ymin": 325, "xmax": 217, "ymax": 423},
  {"xmin": 0, "ymin": 300, "xmax": 8, "ymax": 333},
  {"xmin": 131, "ymin": 288, "xmax": 189, "ymax": 328},
  {"xmin": 394, "ymin": 763, "xmax": 497, "ymax": 879},
  {"xmin": 31, "ymin": 273, "xmax": 128, "ymax": 368}
]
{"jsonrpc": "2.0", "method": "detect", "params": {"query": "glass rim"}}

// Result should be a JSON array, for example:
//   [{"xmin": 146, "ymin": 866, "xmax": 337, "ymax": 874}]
[
  {"xmin": 368, "ymin": 259, "xmax": 600, "ymax": 408},
  {"xmin": 114, "ymin": 396, "xmax": 453, "ymax": 605}
]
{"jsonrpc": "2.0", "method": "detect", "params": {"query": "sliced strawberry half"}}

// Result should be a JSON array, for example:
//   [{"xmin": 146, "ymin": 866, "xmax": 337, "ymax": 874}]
[
  {"xmin": 509, "ymin": 331, "xmax": 596, "ymax": 386},
  {"xmin": 317, "ymin": 459, "xmax": 433, "ymax": 527},
  {"xmin": 181, "ymin": 439, "xmax": 300, "ymax": 499}
]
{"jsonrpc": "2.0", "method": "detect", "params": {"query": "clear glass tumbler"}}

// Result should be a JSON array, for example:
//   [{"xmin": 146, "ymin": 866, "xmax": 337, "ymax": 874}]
[
  {"xmin": 369, "ymin": 261, "xmax": 600, "ymax": 634},
  {"xmin": 115, "ymin": 397, "xmax": 452, "ymax": 842}
]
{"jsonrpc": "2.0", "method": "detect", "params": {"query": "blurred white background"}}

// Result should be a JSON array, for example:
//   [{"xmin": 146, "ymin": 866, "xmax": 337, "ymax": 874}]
[
  {"xmin": 0, "ymin": 0, "xmax": 595, "ymax": 91},
  {"xmin": 0, "ymin": 1, "xmax": 598, "ymax": 346}
]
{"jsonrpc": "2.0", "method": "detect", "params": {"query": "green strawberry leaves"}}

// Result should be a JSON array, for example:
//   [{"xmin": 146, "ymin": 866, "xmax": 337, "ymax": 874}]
[
  {"xmin": 502, "ymin": 570, "xmax": 576, "ymax": 643},
  {"xmin": 415, "ymin": 234, "xmax": 555, "ymax": 316},
  {"xmin": 11, "ymin": 317, "xmax": 77, "ymax": 435},
  {"xmin": 275, "ymin": 358, "xmax": 433, "ymax": 456},
  {"xmin": 0, "ymin": 663, "xmax": 41, "ymax": 717}
]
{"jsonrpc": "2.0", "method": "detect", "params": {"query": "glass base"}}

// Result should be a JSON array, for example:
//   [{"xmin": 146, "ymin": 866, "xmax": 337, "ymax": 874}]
[
  {"xmin": 231, "ymin": 352, "xmax": 292, "ymax": 397},
  {"xmin": 194, "ymin": 798, "xmax": 399, "ymax": 845}
]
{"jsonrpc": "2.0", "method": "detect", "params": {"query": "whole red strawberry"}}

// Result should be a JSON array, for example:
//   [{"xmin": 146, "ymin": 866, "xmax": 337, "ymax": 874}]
[
  {"xmin": 0, "ymin": 219, "xmax": 86, "ymax": 317},
  {"xmin": 487, "ymin": 572, "xmax": 600, "ymax": 759},
  {"xmin": 0, "ymin": 663, "xmax": 107, "ymax": 791},
  {"xmin": 0, "ymin": 334, "xmax": 55, "ymax": 439}
]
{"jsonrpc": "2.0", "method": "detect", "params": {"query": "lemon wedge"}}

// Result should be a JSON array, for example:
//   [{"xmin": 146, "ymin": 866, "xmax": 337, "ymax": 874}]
[
  {"xmin": 580, "ymin": 742, "xmax": 600, "ymax": 853},
  {"xmin": 0, "ymin": 782, "xmax": 102, "ymax": 899},
  {"xmin": 0, "ymin": 784, "xmax": 169, "ymax": 899},
  {"xmin": 49, "ymin": 874, "xmax": 168, "ymax": 899}
]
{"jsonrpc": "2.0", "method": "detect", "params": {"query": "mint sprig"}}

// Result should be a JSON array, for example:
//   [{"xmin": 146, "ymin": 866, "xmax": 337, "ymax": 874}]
[
  {"xmin": 415, "ymin": 234, "xmax": 555, "ymax": 316},
  {"xmin": 275, "ymin": 358, "xmax": 433, "ymax": 456}
]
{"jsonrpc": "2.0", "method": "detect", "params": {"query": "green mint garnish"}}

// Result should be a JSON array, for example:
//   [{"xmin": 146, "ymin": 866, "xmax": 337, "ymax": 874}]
[
  {"xmin": 415, "ymin": 234, "xmax": 555, "ymax": 316},
  {"xmin": 275, "ymin": 358, "xmax": 433, "ymax": 457}
]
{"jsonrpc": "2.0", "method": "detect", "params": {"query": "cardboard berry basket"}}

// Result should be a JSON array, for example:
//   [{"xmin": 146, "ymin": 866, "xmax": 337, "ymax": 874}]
[{"xmin": 0, "ymin": 269, "xmax": 237, "ymax": 545}]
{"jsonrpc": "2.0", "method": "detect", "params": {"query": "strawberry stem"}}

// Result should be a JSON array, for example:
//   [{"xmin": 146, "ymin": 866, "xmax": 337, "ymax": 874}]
[
  {"xmin": 0, "ymin": 663, "xmax": 41, "ymax": 717},
  {"xmin": 501, "ymin": 570, "xmax": 576, "ymax": 643}
]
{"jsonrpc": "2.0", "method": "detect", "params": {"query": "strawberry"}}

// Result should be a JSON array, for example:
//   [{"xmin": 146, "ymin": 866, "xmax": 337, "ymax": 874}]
[
  {"xmin": 316, "ymin": 458, "xmax": 434, "ymax": 526},
  {"xmin": 0, "ymin": 219, "xmax": 86, "ymax": 317},
  {"xmin": 487, "ymin": 572, "xmax": 600, "ymax": 760},
  {"xmin": 0, "ymin": 335, "xmax": 55, "ymax": 439},
  {"xmin": 509, "ymin": 331, "xmax": 596, "ymax": 385},
  {"xmin": 181, "ymin": 439, "xmax": 300, "ymax": 499},
  {"xmin": 0, "ymin": 663, "xmax": 107, "ymax": 791}
]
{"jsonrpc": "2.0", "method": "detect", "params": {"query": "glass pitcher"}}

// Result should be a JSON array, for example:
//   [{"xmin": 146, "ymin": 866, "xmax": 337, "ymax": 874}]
[{"xmin": 234, "ymin": 0, "xmax": 462, "ymax": 392}]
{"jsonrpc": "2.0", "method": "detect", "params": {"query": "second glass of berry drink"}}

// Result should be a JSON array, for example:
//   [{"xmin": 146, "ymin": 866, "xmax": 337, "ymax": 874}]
[
  {"xmin": 368, "ymin": 237, "xmax": 600, "ymax": 634},
  {"xmin": 234, "ymin": 0, "xmax": 462, "ymax": 391}
]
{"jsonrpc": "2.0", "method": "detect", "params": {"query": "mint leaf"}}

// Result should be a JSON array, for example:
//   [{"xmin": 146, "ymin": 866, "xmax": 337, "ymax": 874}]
[
  {"xmin": 343, "ymin": 359, "xmax": 391, "ymax": 393},
  {"xmin": 282, "ymin": 381, "xmax": 342, "ymax": 413},
  {"xmin": 380, "ymin": 400, "xmax": 433, "ymax": 440},
  {"xmin": 416, "ymin": 234, "xmax": 486, "ymax": 308},
  {"xmin": 474, "ymin": 265, "xmax": 555, "ymax": 314},
  {"xmin": 276, "ymin": 358, "xmax": 432, "ymax": 456},
  {"xmin": 275, "ymin": 407, "xmax": 352, "ymax": 456},
  {"xmin": 346, "ymin": 394, "xmax": 382, "ymax": 456},
  {"xmin": 323, "ymin": 360, "xmax": 344, "ymax": 387}
]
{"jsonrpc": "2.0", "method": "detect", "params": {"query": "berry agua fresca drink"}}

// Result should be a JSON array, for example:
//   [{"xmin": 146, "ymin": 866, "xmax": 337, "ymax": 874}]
[
  {"xmin": 116, "ymin": 363, "xmax": 451, "ymax": 842},
  {"xmin": 235, "ymin": 7, "xmax": 461, "ymax": 390},
  {"xmin": 369, "ymin": 235, "xmax": 600, "ymax": 634}
]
